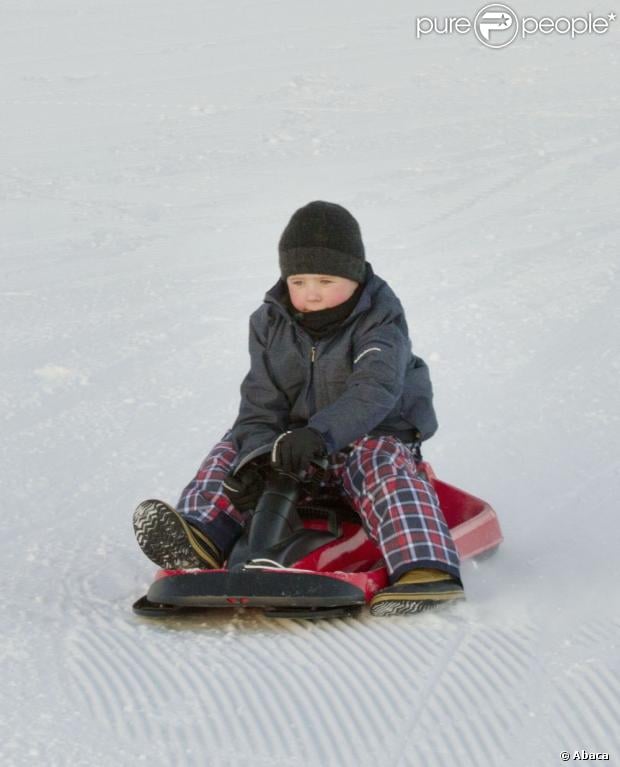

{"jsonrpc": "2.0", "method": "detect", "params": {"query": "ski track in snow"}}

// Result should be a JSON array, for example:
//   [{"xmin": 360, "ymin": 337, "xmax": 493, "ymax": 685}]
[
  {"xmin": 6, "ymin": 581, "xmax": 620, "ymax": 766},
  {"xmin": 2, "ymin": 0, "xmax": 620, "ymax": 765}
]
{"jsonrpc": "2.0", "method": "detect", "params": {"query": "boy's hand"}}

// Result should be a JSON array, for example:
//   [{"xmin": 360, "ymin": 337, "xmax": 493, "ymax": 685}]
[
  {"xmin": 271, "ymin": 427, "xmax": 327, "ymax": 474},
  {"xmin": 222, "ymin": 465, "xmax": 265, "ymax": 514}
]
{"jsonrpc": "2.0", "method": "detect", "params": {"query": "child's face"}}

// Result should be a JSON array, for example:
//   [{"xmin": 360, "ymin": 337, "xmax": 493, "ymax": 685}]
[{"xmin": 286, "ymin": 273, "xmax": 359, "ymax": 313}]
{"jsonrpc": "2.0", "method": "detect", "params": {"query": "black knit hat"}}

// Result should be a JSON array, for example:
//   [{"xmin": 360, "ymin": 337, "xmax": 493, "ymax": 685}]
[{"xmin": 278, "ymin": 201, "xmax": 366, "ymax": 282}]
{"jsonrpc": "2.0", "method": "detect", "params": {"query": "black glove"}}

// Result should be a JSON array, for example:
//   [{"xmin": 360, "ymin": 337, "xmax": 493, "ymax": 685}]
[
  {"xmin": 222, "ymin": 464, "xmax": 265, "ymax": 514},
  {"xmin": 271, "ymin": 427, "xmax": 327, "ymax": 475}
]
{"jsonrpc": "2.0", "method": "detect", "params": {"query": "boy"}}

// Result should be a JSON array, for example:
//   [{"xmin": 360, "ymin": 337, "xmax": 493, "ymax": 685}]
[{"xmin": 133, "ymin": 201, "xmax": 463, "ymax": 615}]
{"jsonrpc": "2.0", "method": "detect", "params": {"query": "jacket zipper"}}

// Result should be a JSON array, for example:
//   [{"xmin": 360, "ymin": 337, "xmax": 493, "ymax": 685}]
[{"xmin": 308, "ymin": 344, "xmax": 318, "ymax": 413}]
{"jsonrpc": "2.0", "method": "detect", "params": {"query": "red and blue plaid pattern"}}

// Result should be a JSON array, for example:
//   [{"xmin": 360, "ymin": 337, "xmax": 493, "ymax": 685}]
[{"xmin": 176, "ymin": 431, "xmax": 460, "ymax": 582}]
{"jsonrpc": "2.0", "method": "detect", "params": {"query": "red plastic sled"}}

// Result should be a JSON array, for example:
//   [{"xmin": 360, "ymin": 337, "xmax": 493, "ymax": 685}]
[
  {"xmin": 133, "ymin": 461, "xmax": 503, "ymax": 619},
  {"xmin": 421, "ymin": 462, "xmax": 503, "ymax": 561}
]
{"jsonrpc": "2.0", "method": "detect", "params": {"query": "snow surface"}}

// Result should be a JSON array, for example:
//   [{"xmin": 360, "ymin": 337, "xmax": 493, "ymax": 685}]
[{"xmin": 2, "ymin": 1, "xmax": 620, "ymax": 765}]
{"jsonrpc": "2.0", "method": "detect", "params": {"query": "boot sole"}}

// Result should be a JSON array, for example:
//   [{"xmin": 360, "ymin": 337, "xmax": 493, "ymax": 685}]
[
  {"xmin": 133, "ymin": 499, "xmax": 219, "ymax": 570},
  {"xmin": 370, "ymin": 589, "xmax": 465, "ymax": 617}
]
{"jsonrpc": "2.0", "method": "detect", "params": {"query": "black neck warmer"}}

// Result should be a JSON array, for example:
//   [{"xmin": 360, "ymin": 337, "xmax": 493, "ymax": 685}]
[{"xmin": 284, "ymin": 280, "xmax": 365, "ymax": 340}]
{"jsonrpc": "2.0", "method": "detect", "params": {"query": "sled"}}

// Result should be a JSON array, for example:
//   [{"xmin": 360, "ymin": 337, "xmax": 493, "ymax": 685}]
[{"xmin": 133, "ymin": 457, "xmax": 502, "ymax": 620}]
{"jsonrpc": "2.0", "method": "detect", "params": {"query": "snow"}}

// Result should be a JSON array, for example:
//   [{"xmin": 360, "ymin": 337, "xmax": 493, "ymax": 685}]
[{"xmin": 2, "ymin": 0, "xmax": 619, "ymax": 765}]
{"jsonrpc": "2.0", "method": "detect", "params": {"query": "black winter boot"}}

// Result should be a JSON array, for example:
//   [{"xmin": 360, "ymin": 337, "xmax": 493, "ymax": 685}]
[{"xmin": 133, "ymin": 499, "xmax": 222, "ymax": 570}]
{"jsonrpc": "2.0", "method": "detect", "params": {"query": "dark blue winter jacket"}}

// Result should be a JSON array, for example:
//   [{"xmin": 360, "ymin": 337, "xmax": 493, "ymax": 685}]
[{"xmin": 230, "ymin": 262, "xmax": 437, "ymax": 469}]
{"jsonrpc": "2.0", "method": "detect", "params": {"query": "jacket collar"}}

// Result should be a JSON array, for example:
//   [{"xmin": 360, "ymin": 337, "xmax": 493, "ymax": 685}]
[{"xmin": 264, "ymin": 262, "xmax": 379, "ymax": 325}]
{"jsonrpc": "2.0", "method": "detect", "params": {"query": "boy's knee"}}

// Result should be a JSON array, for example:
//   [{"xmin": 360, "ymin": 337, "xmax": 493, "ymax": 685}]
[
  {"xmin": 207, "ymin": 436, "xmax": 238, "ymax": 462},
  {"xmin": 348, "ymin": 435, "xmax": 410, "ymax": 467},
  {"xmin": 195, "ymin": 438, "xmax": 238, "ymax": 480}
]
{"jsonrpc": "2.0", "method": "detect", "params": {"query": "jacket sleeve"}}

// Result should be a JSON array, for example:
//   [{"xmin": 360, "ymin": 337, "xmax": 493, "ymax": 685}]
[
  {"xmin": 308, "ymin": 318, "xmax": 410, "ymax": 452},
  {"xmin": 230, "ymin": 312, "xmax": 290, "ymax": 464}
]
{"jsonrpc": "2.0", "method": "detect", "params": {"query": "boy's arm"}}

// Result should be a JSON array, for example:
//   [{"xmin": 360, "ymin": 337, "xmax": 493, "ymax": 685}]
[
  {"xmin": 230, "ymin": 313, "xmax": 290, "ymax": 463},
  {"xmin": 307, "ymin": 319, "xmax": 411, "ymax": 453}
]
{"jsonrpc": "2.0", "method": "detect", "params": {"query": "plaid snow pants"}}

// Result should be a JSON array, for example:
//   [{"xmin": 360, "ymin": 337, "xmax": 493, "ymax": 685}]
[{"xmin": 176, "ymin": 431, "xmax": 461, "ymax": 583}]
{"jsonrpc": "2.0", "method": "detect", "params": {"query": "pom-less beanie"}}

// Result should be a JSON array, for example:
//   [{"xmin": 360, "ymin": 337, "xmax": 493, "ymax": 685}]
[{"xmin": 278, "ymin": 201, "xmax": 366, "ymax": 283}]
